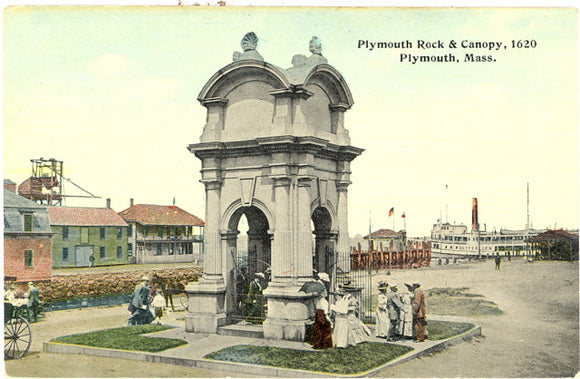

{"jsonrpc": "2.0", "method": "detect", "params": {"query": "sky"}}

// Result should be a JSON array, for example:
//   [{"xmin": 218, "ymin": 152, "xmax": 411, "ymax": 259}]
[{"xmin": 3, "ymin": 5, "xmax": 578, "ymax": 237}]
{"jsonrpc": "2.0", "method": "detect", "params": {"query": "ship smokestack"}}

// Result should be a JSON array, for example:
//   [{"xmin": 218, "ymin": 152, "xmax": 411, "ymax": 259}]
[{"xmin": 472, "ymin": 198, "xmax": 479, "ymax": 231}]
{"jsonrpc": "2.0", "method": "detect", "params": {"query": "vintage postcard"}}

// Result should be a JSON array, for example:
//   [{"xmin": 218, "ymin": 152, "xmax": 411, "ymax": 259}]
[{"xmin": 3, "ymin": 3, "xmax": 578, "ymax": 378}]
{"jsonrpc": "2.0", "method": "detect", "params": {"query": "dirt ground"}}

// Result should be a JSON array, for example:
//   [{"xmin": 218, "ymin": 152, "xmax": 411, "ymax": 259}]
[{"xmin": 4, "ymin": 258, "xmax": 579, "ymax": 378}]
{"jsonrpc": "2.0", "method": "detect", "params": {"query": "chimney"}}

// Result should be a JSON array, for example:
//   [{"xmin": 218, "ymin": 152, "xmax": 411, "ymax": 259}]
[
  {"xmin": 3, "ymin": 179, "xmax": 16, "ymax": 193},
  {"xmin": 106, "ymin": 198, "xmax": 111, "ymax": 209},
  {"xmin": 472, "ymin": 198, "xmax": 479, "ymax": 231},
  {"xmin": 130, "ymin": 198, "xmax": 134, "ymax": 207}
]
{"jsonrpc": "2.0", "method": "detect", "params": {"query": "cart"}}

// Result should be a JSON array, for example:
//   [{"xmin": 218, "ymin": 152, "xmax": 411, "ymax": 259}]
[{"xmin": 4, "ymin": 302, "xmax": 32, "ymax": 359}]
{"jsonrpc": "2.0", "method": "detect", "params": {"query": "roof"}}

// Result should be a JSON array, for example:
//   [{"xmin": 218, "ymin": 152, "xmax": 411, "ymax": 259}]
[
  {"xmin": 364, "ymin": 229, "xmax": 404, "ymax": 239},
  {"xmin": 525, "ymin": 229, "xmax": 579, "ymax": 243},
  {"xmin": 4, "ymin": 189, "xmax": 53, "ymax": 233},
  {"xmin": 4, "ymin": 179, "xmax": 16, "ymax": 185},
  {"xmin": 48, "ymin": 206, "xmax": 128, "ymax": 227},
  {"xmin": 4, "ymin": 188, "xmax": 47, "ymax": 210},
  {"xmin": 118, "ymin": 204, "xmax": 205, "ymax": 227}
]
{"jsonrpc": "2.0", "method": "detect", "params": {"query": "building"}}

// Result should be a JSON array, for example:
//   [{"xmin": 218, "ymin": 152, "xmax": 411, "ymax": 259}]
[
  {"xmin": 48, "ymin": 205, "xmax": 129, "ymax": 268},
  {"xmin": 118, "ymin": 203, "xmax": 205, "ymax": 264},
  {"xmin": 4, "ymin": 187, "xmax": 54, "ymax": 282},
  {"xmin": 363, "ymin": 228, "xmax": 406, "ymax": 252},
  {"xmin": 525, "ymin": 229, "xmax": 579, "ymax": 261}
]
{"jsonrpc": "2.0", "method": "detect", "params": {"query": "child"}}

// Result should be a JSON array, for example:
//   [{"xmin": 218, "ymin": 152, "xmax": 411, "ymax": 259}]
[{"xmin": 151, "ymin": 289, "xmax": 166, "ymax": 325}]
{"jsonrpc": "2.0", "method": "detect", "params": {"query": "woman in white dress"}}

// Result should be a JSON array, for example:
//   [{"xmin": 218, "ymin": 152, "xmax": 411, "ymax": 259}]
[{"xmin": 375, "ymin": 282, "xmax": 390, "ymax": 338}]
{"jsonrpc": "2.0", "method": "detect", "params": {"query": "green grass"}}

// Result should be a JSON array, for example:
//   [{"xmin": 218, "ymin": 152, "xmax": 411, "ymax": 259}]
[
  {"xmin": 54, "ymin": 324, "xmax": 187, "ymax": 352},
  {"xmin": 426, "ymin": 320, "xmax": 475, "ymax": 340},
  {"xmin": 426, "ymin": 287, "xmax": 503, "ymax": 317},
  {"xmin": 205, "ymin": 342, "xmax": 413, "ymax": 375}
]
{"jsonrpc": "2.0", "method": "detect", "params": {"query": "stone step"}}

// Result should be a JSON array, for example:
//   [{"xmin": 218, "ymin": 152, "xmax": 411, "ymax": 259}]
[{"xmin": 217, "ymin": 322, "xmax": 264, "ymax": 338}]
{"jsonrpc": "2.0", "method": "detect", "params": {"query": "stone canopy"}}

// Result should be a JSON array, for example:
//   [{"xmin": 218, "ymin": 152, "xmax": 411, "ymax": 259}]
[{"xmin": 186, "ymin": 33, "xmax": 363, "ymax": 342}]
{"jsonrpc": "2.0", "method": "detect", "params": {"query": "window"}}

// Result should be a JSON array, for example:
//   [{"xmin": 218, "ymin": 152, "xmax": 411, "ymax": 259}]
[
  {"xmin": 24, "ymin": 214, "xmax": 33, "ymax": 232},
  {"xmin": 156, "ymin": 244, "xmax": 162, "ymax": 256},
  {"xmin": 117, "ymin": 227, "xmax": 123, "ymax": 240},
  {"xmin": 25, "ymin": 250, "xmax": 33, "ymax": 267},
  {"xmin": 63, "ymin": 226, "xmax": 69, "ymax": 240},
  {"xmin": 81, "ymin": 227, "xmax": 89, "ymax": 244},
  {"xmin": 128, "ymin": 226, "xmax": 132, "ymax": 238},
  {"xmin": 100, "ymin": 246, "xmax": 106, "ymax": 259},
  {"xmin": 62, "ymin": 247, "xmax": 69, "ymax": 261},
  {"xmin": 117, "ymin": 246, "xmax": 122, "ymax": 259},
  {"xmin": 158, "ymin": 228, "xmax": 164, "ymax": 238},
  {"xmin": 100, "ymin": 227, "xmax": 106, "ymax": 240},
  {"xmin": 143, "ymin": 226, "xmax": 148, "ymax": 236},
  {"xmin": 169, "ymin": 243, "xmax": 174, "ymax": 255},
  {"xmin": 128, "ymin": 243, "xmax": 133, "ymax": 257}
]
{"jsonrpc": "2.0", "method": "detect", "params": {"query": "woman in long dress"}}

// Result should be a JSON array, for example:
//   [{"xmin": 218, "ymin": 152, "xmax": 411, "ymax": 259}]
[
  {"xmin": 375, "ymin": 282, "xmax": 389, "ymax": 338},
  {"xmin": 346, "ymin": 295, "xmax": 371, "ymax": 345},
  {"xmin": 330, "ymin": 291, "xmax": 350, "ymax": 348},
  {"xmin": 312, "ymin": 291, "xmax": 333, "ymax": 349}
]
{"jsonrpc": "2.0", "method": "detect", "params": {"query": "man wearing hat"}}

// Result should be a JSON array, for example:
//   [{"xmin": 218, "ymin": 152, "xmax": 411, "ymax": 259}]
[
  {"xmin": 386, "ymin": 284, "xmax": 403, "ymax": 341},
  {"xmin": 375, "ymin": 281, "xmax": 389, "ymax": 338},
  {"xmin": 128, "ymin": 276, "xmax": 154, "ymax": 325},
  {"xmin": 412, "ymin": 283, "xmax": 427, "ymax": 342},
  {"xmin": 245, "ymin": 273, "xmax": 265, "ymax": 324}
]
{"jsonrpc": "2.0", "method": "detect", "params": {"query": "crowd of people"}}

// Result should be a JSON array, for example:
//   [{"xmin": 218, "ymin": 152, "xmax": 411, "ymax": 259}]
[
  {"xmin": 125, "ymin": 273, "xmax": 427, "ymax": 348},
  {"xmin": 375, "ymin": 281, "xmax": 427, "ymax": 342}
]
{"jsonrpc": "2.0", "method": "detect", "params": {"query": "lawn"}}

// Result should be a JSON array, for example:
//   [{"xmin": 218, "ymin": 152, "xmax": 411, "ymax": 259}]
[
  {"xmin": 425, "ymin": 287, "xmax": 503, "ymax": 317},
  {"xmin": 205, "ymin": 342, "xmax": 414, "ymax": 375},
  {"xmin": 426, "ymin": 320, "xmax": 475, "ymax": 340},
  {"xmin": 54, "ymin": 324, "xmax": 187, "ymax": 352}
]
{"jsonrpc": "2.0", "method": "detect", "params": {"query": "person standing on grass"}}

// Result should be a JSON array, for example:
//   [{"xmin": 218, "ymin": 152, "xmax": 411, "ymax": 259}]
[
  {"xmin": 375, "ymin": 281, "xmax": 389, "ymax": 338},
  {"xmin": 386, "ymin": 285, "xmax": 403, "ymax": 341},
  {"xmin": 128, "ymin": 276, "xmax": 154, "ymax": 326},
  {"xmin": 412, "ymin": 283, "xmax": 427, "ymax": 342},
  {"xmin": 312, "ymin": 288, "xmax": 333, "ymax": 349}
]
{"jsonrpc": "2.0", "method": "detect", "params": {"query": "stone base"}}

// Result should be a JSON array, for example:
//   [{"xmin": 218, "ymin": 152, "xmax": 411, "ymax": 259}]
[
  {"xmin": 184, "ymin": 276, "xmax": 227, "ymax": 333},
  {"xmin": 262, "ymin": 282, "xmax": 316, "ymax": 342}
]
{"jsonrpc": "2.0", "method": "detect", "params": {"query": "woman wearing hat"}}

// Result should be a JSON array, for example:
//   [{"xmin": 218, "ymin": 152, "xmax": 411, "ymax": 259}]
[
  {"xmin": 128, "ymin": 276, "xmax": 154, "ymax": 325},
  {"xmin": 375, "ymin": 282, "xmax": 389, "ymax": 338}
]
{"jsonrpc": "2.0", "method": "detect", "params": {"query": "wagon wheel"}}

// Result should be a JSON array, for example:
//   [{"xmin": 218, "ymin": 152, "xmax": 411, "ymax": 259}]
[
  {"xmin": 4, "ymin": 317, "xmax": 32, "ymax": 359},
  {"xmin": 178, "ymin": 292, "xmax": 188, "ymax": 311}
]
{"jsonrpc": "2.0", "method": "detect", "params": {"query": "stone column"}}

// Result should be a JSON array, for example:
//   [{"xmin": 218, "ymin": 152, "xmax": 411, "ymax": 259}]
[
  {"xmin": 263, "ymin": 176, "xmax": 313, "ymax": 341},
  {"xmin": 270, "ymin": 176, "xmax": 292, "ymax": 281},
  {"xmin": 185, "ymin": 180, "xmax": 227, "ymax": 333},
  {"xmin": 336, "ymin": 180, "xmax": 351, "ymax": 273},
  {"xmin": 222, "ymin": 230, "xmax": 239, "ymax": 318},
  {"xmin": 200, "ymin": 98, "xmax": 228, "ymax": 142},
  {"xmin": 296, "ymin": 177, "xmax": 313, "ymax": 279}
]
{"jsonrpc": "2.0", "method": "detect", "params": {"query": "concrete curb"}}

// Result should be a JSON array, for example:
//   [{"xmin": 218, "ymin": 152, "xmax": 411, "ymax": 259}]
[{"xmin": 44, "ymin": 325, "xmax": 482, "ymax": 378}]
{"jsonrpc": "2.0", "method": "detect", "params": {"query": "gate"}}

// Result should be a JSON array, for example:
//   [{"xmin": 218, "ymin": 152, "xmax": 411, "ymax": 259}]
[
  {"xmin": 230, "ymin": 246, "xmax": 270, "ymax": 324},
  {"xmin": 330, "ymin": 258, "xmax": 374, "ymax": 324}
]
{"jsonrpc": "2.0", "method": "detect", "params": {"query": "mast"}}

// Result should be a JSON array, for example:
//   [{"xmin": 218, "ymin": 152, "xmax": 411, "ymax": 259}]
[{"xmin": 526, "ymin": 182, "xmax": 530, "ymax": 230}]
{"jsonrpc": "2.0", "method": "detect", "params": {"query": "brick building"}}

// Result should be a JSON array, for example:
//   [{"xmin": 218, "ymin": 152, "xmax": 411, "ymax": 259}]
[
  {"xmin": 48, "ymin": 206, "xmax": 129, "ymax": 268},
  {"xmin": 4, "ymin": 187, "xmax": 54, "ymax": 282}
]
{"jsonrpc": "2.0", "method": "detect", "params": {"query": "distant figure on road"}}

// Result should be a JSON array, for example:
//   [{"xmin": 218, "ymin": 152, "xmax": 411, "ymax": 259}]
[
  {"xmin": 495, "ymin": 255, "xmax": 502, "ymax": 270},
  {"xmin": 128, "ymin": 276, "xmax": 154, "ymax": 325},
  {"xmin": 412, "ymin": 283, "xmax": 427, "ymax": 342}
]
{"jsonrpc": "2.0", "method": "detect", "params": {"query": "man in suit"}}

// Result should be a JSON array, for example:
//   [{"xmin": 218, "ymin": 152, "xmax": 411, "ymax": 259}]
[
  {"xmin": 412, "ymin": 282, "xmax": 427, "ymax": 342},
  {"xmin": 386, "ymin": 285, "xmax": 403, "ymax": 341}
]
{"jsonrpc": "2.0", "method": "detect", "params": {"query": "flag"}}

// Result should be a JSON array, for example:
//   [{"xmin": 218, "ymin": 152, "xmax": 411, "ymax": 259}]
[
  {"xmin": 401, "ymin": 212, "xmax": 406, "ymax": 218},
  {"xmin": 388, "ymin": 207, "xmax": 394, "ymax": 217}
]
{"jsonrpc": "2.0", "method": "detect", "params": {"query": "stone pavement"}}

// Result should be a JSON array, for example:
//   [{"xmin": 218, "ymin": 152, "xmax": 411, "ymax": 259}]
[{"xmin": 44, "ymin": 314, "xmax": 481, "ymax": 378}]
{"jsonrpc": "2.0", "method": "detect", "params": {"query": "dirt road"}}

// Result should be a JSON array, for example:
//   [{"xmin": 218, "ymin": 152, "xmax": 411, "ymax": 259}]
[{"xmin": 4, "ymin": 258, "xmax": 578, "ymax": 377}]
